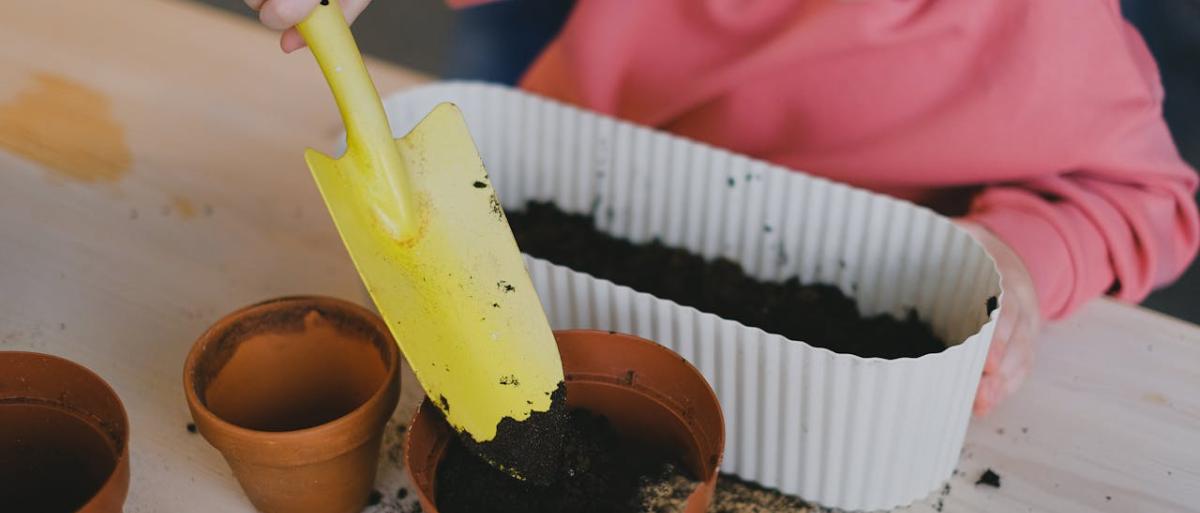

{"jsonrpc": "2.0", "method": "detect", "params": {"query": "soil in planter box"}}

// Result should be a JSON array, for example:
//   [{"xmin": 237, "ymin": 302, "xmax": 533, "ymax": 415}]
[
  {"xmin": 436, "ymin": 408, "xmax": 697, "ymax": 513},
  {"xmin": 506, "ymin": 202, "xmax": 946, "ymax": 359}
]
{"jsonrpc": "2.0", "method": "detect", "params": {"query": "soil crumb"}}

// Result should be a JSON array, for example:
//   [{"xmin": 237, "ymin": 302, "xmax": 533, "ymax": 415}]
[
  {"xmin": 436, "ymin": 409, "xmax": 694, "ymax": 513},
  {"xmin": 507, "ymin": 202, "xmax": 945, "ymax": 358},
  {"xmin": 976, "ymin": 468, "xmax": 1001, "ymax": 488}
]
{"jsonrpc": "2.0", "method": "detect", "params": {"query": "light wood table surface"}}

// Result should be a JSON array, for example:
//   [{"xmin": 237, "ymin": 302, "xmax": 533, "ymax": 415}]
[{"xmin": 1, "ymin": 1, "xmax": 1197, "ymax": 512}]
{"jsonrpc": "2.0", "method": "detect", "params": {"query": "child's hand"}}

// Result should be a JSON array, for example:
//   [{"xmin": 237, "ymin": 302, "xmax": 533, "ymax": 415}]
[
  {"xmin": 244, "ymin": 0, "xmax": 373, "ymax": 53},
  {"xmin": 956, "ymin": 221, "xmax": 1041, "ymax": 416}
]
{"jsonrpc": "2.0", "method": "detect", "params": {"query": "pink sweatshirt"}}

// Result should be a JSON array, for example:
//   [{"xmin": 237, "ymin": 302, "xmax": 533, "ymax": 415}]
[{"xmin": 457, "ymin": 0, "xmax": 1200, "ymax": 320}]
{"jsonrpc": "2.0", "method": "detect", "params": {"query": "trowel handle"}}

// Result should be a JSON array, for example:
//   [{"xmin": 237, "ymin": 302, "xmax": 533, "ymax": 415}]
[
  {"xmin": 296, "ymin": 0, "xmax": 418, "ymax": 239},
  {"xmin": 296, "ymin": 0, "xmax": 397, "ymax": 164}
]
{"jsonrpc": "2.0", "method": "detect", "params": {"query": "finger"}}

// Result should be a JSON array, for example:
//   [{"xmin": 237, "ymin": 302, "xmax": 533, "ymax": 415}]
[
  {"xmin": 998, "ymin": 332, "xmax": 1034, "ymax": 398},
  {"xmin": 982, "ymin": 336, "xmax": 1005, "ymax": 375},
  {"xmin": 274, "ymin": 0, "xmax": 366, "ymax": 52},
  {"xmin": 260, "ymin": 0, "xmax": 322, "ymax": 31},
  {"xmin": 281, "ymin": 28, "xmax": 307, "ymax": 53},
  {"xmin": 978, "ymin": 332, "xmax": 1034, "ymax": 415},
  {"xmin": 973, "ymin": 374, "xmax": 1001, "ymax": 416},
  {"xmin": 244, "ymin": 0, "xmax": 266, "ymax": 11},
  {"xmin": 975, "ymin": 310, "xmax": 1023, "ymax": 415},
  {"xmin": 983, "ymin": 307, "xmax": 1015, "ymax": 374}
]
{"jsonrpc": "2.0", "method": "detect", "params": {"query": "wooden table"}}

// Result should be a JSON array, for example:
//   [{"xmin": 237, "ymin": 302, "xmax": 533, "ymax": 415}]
[{"xmin": 1, "ymin": 1, "xmax": 1197, "ymax": 512}]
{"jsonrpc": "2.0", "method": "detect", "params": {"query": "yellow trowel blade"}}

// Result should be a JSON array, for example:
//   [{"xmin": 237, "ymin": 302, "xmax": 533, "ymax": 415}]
[{"xmin": 296, "ymin": 0, "xmax": 565, "ymax": 482}]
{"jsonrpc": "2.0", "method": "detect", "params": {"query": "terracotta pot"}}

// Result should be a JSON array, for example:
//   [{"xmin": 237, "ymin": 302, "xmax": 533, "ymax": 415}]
[
  {"xmin": 184, "ymin": 296, "xmax": 400, "ymax": 513},
  {"xmin": 406, "ymin": 329, "xmax": 725, "ymax": 513},
  {"xmin": 0, "ymin": 352, "xmax": 130, "ymax": 513}
]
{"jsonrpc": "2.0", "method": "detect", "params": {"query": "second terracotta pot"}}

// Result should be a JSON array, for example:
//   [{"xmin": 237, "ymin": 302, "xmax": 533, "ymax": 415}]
[
  {"xmin": 0, "ymin": 351, "xmax": 130, "ymax": 513},
  {"xmin": 406, "ymin": 329, "xmax": 725, "ymax": 513},
  {"xmin": 184, "ymin": 296, "xmax": 400, "ymax": 513}
]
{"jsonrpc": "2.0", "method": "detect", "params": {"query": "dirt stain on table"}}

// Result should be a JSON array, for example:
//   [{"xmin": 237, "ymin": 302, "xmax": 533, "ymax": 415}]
[
  {"xmin": 0, "ymin": 72, "xmax": 131, "ymax": 183},
  {"xmin": 171, "ymin": 195, "xmax": 196, "ymax": 219},
  {"xmin": 1143, "ymin": 392, "xmax": 1169, "ymax": 406}
]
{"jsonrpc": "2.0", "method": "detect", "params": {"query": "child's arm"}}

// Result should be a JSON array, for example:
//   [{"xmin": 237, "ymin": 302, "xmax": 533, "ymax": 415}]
[
  {"xmin": 962, "ymin": 42, "xmax": 1199, "ymax": 413},
  {"xmin": 962, "ymin": 78, "xmax": 1198, "ymax": 412}
]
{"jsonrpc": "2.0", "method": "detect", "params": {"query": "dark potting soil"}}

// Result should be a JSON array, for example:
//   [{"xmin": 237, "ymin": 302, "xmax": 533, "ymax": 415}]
[
  {"xmin": 436, "ymin": 409, "xmax": 696, "ymax": 513},
  {"xmin": 976, "ymin": 468, "xmax": 1001, "ymax": 488},
  {"xmin": 506, "ymin": 202, "xmax": 946, "ymax": 359},
  {"xmin": 457, "ymin": 383, "xmax": 568, "ymax": 486}
]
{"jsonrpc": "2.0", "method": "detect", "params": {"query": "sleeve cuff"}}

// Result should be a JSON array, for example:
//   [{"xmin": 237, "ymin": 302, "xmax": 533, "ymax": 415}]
[{"xmin": 967, "ymin": 195, "xmax": 1081, "ymax": 320}]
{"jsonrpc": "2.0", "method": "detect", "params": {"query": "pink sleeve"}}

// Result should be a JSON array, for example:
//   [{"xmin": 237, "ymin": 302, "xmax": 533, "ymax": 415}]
[{"xmin": 968, "ymin": 116, "xmax": 1199, "ymax": 320}]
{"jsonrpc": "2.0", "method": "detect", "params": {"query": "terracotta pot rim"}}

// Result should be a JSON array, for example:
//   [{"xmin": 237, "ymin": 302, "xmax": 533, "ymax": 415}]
[
  {"xmin": 404, "ymin": 329, "xmax": 726, "ymax": 513},
  {"xmin": 0, "ymin": 351, "xmax": 131, "ymax": 451},
  {"xmin": 183, "ymin": 295, "xmax": 399, "ymax": 442},
  {"xmin": 0, "ymin": 351, "xmax": 131, "ymax": 513},
  {"xmin": 555, "ymin": 329, "xmax": 716, "ymax": 388},
  {"xmin": 554, "ymin": 329, "xmax": 725, "ymax": 451},
  {"xmin": 401, "ymin": 328, "xmax": 726, "ymax": 463}
]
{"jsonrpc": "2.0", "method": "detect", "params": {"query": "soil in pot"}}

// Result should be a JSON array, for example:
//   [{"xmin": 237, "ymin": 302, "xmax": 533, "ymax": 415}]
[
  {"xmin": 0, "ymin": 402, "xmax": 118, "ymax": 513},
  {"xmin": 435, "ymin": 408, "xmax": 697, "ymax": 513},
  {"xmin": 506, "ymin": 202, "xmax": 945, "ymax": 359}
]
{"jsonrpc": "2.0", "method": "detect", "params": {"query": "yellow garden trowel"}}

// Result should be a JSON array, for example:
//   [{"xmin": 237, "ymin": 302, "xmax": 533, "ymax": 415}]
[{"xmin": 295, "ymin": 0, "xmax": 565, "ymax": 483}]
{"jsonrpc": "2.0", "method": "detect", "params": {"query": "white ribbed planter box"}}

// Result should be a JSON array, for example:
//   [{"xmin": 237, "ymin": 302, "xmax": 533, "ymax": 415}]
[{"xmin": 371, "ymin": 82, "xmax": 1000, "ymax": 511}]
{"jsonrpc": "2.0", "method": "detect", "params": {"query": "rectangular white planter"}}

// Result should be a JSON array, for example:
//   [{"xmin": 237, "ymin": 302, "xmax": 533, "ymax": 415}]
[{"xmin": 373, "ymin": 82, "xmax": 1001, "ymax": 511}]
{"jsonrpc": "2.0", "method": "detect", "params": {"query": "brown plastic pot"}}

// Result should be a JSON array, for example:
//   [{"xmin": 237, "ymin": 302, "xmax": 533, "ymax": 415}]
[
  {"xmin": 0, "ymin": 352, "xmax": 130, "ymax": 513},
  {"xmin": 184, "ymin": 296, "xmax": 400, "ymax": 513},
  {"xmin": 406, "ymin": 329, "xmax": 725, "ymax": 513}
]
